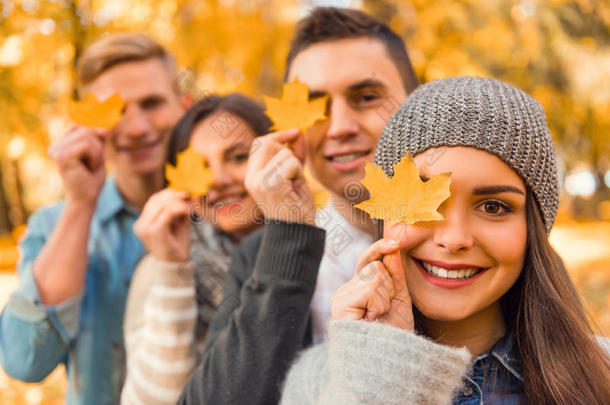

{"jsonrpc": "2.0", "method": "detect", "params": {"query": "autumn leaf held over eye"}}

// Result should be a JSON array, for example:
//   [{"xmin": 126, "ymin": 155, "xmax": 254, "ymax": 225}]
[
  {"xmin": 165, "ymin": 146, "xmax": 214, "ymax": 197},
  {"xmin": 68, "ymin": 93, "xmax": 125, "ymax": 129},
  {"xmin": 354, "ymin": 152, "xmax": 452, "ymax": 225},
  {"xmin": 263, "ymin": 79, "xmax": 328, "ymax": 132}
]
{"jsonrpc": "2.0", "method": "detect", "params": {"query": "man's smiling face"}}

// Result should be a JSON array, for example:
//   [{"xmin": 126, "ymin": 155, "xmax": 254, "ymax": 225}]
[
  {"xmin": 287, "ymin": 37, "xmax": 408, "ymax": 202},
  {"xmin": 84, "ymin": 58, "xmax": 186, "ymax": 178}
]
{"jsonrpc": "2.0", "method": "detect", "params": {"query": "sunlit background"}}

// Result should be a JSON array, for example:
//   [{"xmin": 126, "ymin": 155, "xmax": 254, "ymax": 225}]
[{"xmin": 0, "ymin": 0, "xmax": 609, "ymax": 402}]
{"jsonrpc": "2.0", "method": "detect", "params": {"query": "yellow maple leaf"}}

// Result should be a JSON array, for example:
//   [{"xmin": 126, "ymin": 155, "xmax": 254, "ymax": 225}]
[
  {"xmin": 68, "ymin": 93, "xmax": 125, "ymax": 129},
  {"xmin": 354, "ymin": 152, "xmax": 452, "ymax": 225},
  {"xmin": 165, "ymin": 146, "xmax": 214, "ymax": 197},
  {"xmin": 263, "ymin": 79, "xmax": 328, "ymax": 132}
]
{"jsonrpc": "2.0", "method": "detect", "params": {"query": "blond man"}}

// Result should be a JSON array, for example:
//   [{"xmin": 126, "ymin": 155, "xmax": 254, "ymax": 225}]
[{"xmin": 0, "ymin": 33, "xmax": 189, "ymax": 404}]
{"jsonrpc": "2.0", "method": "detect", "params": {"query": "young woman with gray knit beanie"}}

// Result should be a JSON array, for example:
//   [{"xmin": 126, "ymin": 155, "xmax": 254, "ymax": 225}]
[{"xmin": 280, "ymin": 77, "xmax": 610, "ymax": 405}]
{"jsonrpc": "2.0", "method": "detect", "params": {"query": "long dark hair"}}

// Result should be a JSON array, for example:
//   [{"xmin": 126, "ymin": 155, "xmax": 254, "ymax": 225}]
[
  {"xmin": 405, "ymin": 190, "xmax": 610, "ymax": 403},
  {"xmin": 167, "ymin": 93, "xmax": 271, "ymax": 166},
  {"xmin": 498, "ymin": 192, "xmax": 610, "ymax": 404}
]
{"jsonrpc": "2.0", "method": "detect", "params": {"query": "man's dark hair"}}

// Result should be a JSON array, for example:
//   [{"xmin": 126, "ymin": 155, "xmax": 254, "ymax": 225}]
[
  {"xmin": 284, "ymin": 7, "xmax": 418, "ymax": 93},
  {"xmin": 167, "ymin": 93, "xmax": 271, "ymax": 166}
]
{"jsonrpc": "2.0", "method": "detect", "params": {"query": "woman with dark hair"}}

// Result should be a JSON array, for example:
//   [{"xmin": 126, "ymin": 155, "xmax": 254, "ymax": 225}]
[
  {"xmin": 280, "ymin": 77, "xmax": 610, "ymax": 405},
  {"xmin": 121, "ymin": 93, "xmax": 271, "ymax": 405}
]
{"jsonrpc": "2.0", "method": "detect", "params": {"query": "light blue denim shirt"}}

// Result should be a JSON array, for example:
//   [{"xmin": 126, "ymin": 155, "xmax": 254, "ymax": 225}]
[
  {"xmin": 0, "ymin": 176, "xmax": 144, "ymax": 405},
  {"xmin": 453, "ymin": 331, "xmax": 524, "ymax": 405}
]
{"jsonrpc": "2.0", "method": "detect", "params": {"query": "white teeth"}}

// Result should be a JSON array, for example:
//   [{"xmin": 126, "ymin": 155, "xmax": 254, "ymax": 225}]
[
  {"xmin": 214, "ymin": 196, "xmax": 241, "ymax": 207},
  {"xmin": 331, "ymin": 152, "xmax": 367, "ymax": 163},
  {"xmin": 420, "ymin": 262, "xmax": 479, "ymax": 280}
]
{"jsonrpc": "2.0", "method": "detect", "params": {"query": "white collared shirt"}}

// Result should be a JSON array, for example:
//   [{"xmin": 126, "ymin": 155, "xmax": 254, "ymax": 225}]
[{"xmin": 311, "ymin": 200, "xmax": 375, "ymax": 344}]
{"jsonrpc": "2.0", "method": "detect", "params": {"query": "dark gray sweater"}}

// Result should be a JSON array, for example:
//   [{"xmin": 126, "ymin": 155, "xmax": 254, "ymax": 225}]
[{"xmin": 177, "ymin": 221, "xmax": 326, "ymax": 405}]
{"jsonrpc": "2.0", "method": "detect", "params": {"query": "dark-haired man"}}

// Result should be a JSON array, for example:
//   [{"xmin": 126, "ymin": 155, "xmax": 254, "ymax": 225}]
[
  {"xmin": 286, "ymin": 7, "xmax": 417, "ymax": 343},
  {"xmin": 179, "ymin": 7, "xmax": 418, "ymax": 404}
]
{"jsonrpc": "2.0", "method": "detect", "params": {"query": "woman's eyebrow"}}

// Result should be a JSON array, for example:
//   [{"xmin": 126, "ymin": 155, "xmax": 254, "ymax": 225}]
[
  {"xmin": 473, "ymin": 185, "xmax": 525, "ymax": 195},
  {"xmin": 225, "ymin": 142, "xmax": 250, "ymax": 155}
]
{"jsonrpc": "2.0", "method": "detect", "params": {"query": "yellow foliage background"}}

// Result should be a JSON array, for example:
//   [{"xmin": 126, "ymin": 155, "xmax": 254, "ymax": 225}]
[
  {"xmin": 0, "ymin": 0, "xmax": 609, "ymax": 403},
  {"xmin": 1, "ymin": 0, "xmax": 609, "ymax": 217}
]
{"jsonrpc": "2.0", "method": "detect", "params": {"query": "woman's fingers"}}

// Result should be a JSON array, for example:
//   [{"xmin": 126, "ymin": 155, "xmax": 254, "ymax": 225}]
[
  {"xmin": 134, "ymin": 189, "xmax": 192, "ymax": 263},
  {"xmin": 149, "ymin": 190, "xmax": 190, "ymax": 223},
  {"xmin": 354, "ymin": 238, "xmax": 400, "ymax": 273},
  {"xmin": 332, "ymin": 261, "xmax": 394, "ymax": 321},
  {"xmin": 378, "ymin": 298, "xmax": 414, "ymax": 331},
  {"xmin": 363, "ymin": 277, "xmax": 393, "ymax": 320},
  {"xmin": 135, "ymin": 189, "xmax": 190, "ymax": 234},
  {"xmin": 149, "ymin": 206, "xmax": 190, "ymax": 234},
  {"xmin": 383, "ymin": 246, "xmax": 410, "ymax": 305},
  {"xmin": 379, "ymin": 246, "xmax": 414, "ymax": 331},
  {"xmin": 141, "ymin": 189, "xmax": 189, "ymax": 215},
  {"xmin": 334, "ymin": 235, "xmax": 416, "ymax": 331}
]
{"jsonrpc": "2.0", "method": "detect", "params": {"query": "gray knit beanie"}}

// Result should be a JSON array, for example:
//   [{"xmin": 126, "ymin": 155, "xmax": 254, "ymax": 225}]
[{"xmin": 374, "ymin": 77, "xmax": 559, "ymax": 232}]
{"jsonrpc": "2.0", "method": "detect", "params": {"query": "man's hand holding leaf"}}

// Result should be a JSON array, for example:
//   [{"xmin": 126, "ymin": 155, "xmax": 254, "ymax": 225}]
[
  {"xmin": 246, "ymin": 80, "xmax": 329, "ymax": 225},
  {"xmin": 49, "ymin": 93, "xmax": 126, "ymax": 207}
]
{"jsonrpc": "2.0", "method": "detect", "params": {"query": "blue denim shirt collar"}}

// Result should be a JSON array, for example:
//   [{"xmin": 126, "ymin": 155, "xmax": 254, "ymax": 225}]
[
  {"xmin": 453, "ymin": 330, "xmax": 524, "ymax": 404},
  {"xmin": 473, "ymin": 329, "xmax": 523, "ymax": 382},
  {"xmin": 96, "ymin": 175, "xmax": 138, "ymax": 223},
  {"xmin": 489, "ymin": 329, "xmax": 522, "ymax": 382}
]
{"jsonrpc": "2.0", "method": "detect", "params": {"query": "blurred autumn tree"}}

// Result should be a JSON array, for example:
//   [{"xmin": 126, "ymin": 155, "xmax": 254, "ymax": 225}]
[
  {"xmin": 0, "ymin": 0, "xmax": 609, "ymax": 234},
  {"xmin": 375, "ymin": 0, "xmax": 610, "ymax": 218}
]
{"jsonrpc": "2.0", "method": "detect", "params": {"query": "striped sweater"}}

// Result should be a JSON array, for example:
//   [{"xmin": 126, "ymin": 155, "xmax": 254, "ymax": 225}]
[{"xmin": 121, "ymin": 222, "xmax": 233, "ymax": 405}]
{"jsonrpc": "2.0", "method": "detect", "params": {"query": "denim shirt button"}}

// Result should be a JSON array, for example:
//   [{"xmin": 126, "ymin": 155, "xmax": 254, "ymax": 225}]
[{"xmin": 463, "ymin": 385, "xmax": 474, "ymax": 397}]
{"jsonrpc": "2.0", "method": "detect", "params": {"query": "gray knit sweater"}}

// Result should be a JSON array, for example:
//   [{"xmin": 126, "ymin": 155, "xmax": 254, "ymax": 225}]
[{"xmin": 281, "ymin": 320, "xmax": 610, "ymax": 405}]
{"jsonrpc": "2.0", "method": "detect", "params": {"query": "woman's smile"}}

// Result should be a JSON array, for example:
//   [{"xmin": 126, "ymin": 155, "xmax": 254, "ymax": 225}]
[
  {"xmin": 390, "ymin": 146, "xmax": 527, "ymax": 323},
  {"xmin": 413, "ymin": 257, "xmax": 488, "ymax": 289}
]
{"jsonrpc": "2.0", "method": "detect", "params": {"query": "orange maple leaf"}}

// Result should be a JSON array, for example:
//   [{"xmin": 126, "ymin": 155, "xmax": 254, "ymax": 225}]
[
  {"xmin": 165, "ymin": 146, "xmax": 214, "ymax": 197},
  {"xmin": 354, "ymin": 152, "xmax": 452, "ymax": 225},
  {"xmin": 68, "ymin": 93, "xmax": 125, "ymax": 129},
  {"xmin": 263, "ymin": 79, "xmax": 328, "ymax": 132}
]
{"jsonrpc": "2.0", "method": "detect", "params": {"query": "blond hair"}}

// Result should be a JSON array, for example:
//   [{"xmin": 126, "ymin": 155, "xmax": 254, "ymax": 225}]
[{"xmin": 76, "ymin": 33, "xmax": 177, "ymax": 95}]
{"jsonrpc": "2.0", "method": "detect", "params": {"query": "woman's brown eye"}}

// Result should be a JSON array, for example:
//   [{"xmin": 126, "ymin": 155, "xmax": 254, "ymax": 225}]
[{"xmin": 484, "ymin": 202, "xmax": 500, "ymax": 214}]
